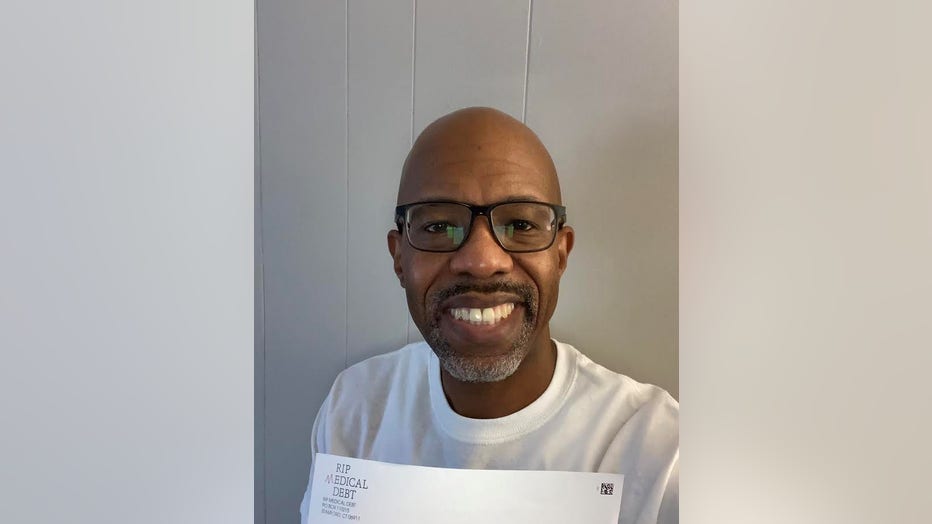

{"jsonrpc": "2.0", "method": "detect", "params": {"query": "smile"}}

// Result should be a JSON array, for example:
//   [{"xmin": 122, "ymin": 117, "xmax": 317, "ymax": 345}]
[{"xmin": 448, "ymin": 303, "xmax": 515, "ymax": 326}]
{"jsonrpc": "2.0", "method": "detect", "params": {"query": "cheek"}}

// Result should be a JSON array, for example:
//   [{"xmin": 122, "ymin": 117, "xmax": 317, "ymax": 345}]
[
  {"xmin": 533, "ymin": 257, "xmax": 565, "ymax": 308},
  {"xmin": 401, "ymin": 253, "xmax": 447, "ymax": 303}
]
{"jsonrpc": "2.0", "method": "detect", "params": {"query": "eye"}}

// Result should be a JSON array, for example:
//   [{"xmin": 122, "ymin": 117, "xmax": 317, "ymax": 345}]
[
  {"xmin": 423, "ymin": 222, "xmax": 454, "ymax": 234},
  {"xmin": 508, "ymin": 220, "xmax": 537, "ymax": 232}
]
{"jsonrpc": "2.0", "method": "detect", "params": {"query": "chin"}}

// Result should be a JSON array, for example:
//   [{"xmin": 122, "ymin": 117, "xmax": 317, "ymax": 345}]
[
  {"xmin": 437, "ymin": 351, "xmax": 525, "ymax": 383},
  {"xmin": 427, "ymin": 327, "xmax": 534, "ymax": 383},
  {"xmin": 421, "ymin": 293, "xmax": 539, "ymax": 383}
]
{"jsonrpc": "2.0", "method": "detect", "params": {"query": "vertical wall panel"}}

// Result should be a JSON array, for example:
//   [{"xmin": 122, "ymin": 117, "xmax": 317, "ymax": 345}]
[
  {"xmin": 346, "ymin": 0, "xmax": 414, "ymax": 366},
  {"xmin": 527, "ymin": 0, "xmax": 679, "ymax": 396},
  {"xmin": 409, "ymin": 0, "xmax": 532, "ymax": 341},
  {"xmin": 413, "ymin": 0, "xmax": 530, "ymax": 131},
  {"xmin": 257, "ymin": 0, "xmax": 347, "ymax": 523},
  {"xmin": 2, "ymin": 1, "xmax": 254, "ymax": 523}
]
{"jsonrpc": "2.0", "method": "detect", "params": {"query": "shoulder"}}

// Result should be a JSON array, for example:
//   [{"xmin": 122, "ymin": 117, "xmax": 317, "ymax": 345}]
[
  {"xmin": 312, "ymin": 342, "xmax": 433, "ymax": 457},
  {"xmin": 555, "ymin": 341, "xmax": 678, "ymax": 522},
  {"xmin": 325, "ymin": 342, "xmax": 432, "ymax": 408},
  {"xmin": 558, "ymin": 340, "xmax": 678, "ymax": 428}
]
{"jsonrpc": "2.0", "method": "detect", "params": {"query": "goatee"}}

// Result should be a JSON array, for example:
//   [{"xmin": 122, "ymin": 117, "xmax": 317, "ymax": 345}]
[{"xmin": 424, "ymin": 281, "xmax": 537, "ymax": 383}]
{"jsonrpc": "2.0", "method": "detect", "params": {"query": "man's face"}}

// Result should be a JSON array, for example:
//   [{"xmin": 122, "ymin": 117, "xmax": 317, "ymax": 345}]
[{"xmin": 388, "ymin": 137, "xmax": 573, "ymax": 383}]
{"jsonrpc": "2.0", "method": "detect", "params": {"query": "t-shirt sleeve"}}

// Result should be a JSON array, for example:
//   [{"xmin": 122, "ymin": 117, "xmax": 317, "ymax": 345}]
[
  {"xmin": 298, "ymin": 392, "xmax": 332, "ymax": 524},
  {"xmin": 656, "ymin": 456, "xmax": 678, "ymax": 524}
]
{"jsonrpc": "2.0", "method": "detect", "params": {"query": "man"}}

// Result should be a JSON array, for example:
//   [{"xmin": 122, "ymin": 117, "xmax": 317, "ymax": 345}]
[{"xmin": 300, "ymin": 107, "xmax": 678, "ymax": 523}]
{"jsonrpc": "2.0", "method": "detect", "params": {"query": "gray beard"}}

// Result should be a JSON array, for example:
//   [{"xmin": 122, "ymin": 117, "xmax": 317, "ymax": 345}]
[
  {"xmin": 426, "ymin": 316, "xmax": 534, "ymax": 383},
  {"xmin": 423, "ymin": 281, "xmax": 538, "ymax": 383}
]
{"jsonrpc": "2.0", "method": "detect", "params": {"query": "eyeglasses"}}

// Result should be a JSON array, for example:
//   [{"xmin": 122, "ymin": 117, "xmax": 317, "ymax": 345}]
[{"xmin": 395, "ymin": 200, "xmax": 567, "ymax": 253}]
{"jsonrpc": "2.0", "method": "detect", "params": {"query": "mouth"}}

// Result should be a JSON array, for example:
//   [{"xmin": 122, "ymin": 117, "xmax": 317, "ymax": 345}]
[
  {"xmin": 428, "ymin": 284, "xmax": 535, "ymax": 349},
  {"xmin": 447, "ymin": 303, "xmax": 516, "ymax": 326},
  {"xmin": 437, "ymin": 297, "xmax": 526, "ymax": 347}
]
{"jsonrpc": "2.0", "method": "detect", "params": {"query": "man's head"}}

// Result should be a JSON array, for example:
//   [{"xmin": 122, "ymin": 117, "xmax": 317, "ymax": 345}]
[{"xmin": 387, "ymin": 107, "xmax": 574, "ymax": 384}]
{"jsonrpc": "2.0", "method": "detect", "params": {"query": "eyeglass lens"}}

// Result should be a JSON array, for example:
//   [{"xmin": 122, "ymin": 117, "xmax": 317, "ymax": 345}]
[{"xmin": 405, "ymin": 202, "xmax": 557, "ymax": 252}]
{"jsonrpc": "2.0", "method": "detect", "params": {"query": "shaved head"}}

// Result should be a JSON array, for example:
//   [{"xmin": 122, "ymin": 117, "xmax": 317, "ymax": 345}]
[
  {"xmin": 398, "ymin": 107, "xmax": 562, "ymax": 205},
  {"xmin": 388, "ymin": 106, "xmax": 574, "ymax": 393}
]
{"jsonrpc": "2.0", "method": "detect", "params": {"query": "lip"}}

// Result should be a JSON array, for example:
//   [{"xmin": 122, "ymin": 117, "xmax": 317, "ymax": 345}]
[
  {"xmin": 438, "ymin": 292, "xmax": 525, "ymax": 311},
  {"xmin": 438, "ymin": 302, "xmax": 526, "ymax": 347}
]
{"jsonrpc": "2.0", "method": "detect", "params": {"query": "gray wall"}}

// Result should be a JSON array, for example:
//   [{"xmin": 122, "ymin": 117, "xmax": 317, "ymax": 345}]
[
  {"xmin": 256, "ymin": 1, "xmax": 676, "ymax": 522},
  {"xmin": 0, "ymin": 1, "xmax": 254, "ymax": 523}
]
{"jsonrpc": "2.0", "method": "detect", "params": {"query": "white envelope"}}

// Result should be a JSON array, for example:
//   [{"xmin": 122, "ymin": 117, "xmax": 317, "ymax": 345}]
[{"xmin": 307, "ymin": 453, "xmax": 624, "ymax": 524}]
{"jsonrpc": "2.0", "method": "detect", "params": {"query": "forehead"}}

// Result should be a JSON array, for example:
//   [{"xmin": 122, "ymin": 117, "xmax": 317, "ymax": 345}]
[{"xmin": 399, "ymin": 139, "xmax": 559, "ymax": 205}]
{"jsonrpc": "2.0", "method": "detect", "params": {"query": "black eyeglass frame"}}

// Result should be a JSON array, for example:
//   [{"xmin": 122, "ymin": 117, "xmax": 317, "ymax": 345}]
[{"xmin": 394, "ymin": 200, "xmax": 568, "ymax": 253}]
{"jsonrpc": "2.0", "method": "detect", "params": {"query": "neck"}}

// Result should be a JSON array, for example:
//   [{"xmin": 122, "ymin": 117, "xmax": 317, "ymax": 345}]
[{"xmin": 440, "ymin": 332, "xmax": 557, "ymax": 419}]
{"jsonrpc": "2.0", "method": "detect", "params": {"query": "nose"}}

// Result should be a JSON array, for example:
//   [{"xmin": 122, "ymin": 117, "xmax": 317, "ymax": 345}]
[{"xmin": 448, "ymin": 216, "xmax": 514, "ymax": 278}]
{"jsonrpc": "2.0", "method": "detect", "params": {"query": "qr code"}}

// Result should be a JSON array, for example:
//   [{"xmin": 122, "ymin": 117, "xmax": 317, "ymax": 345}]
[{"xmin": 600, "ymin": 483, "xmax": 614, "ymax": 495}]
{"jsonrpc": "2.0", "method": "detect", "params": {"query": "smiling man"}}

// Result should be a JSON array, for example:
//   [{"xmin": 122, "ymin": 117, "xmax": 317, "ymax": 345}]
[{"xmin": 300, "ymin": 107, "xmax": 679, "ymax": 524}]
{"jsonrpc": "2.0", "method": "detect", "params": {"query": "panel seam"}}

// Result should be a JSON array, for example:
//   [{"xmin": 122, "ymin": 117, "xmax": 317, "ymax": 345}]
[
  {"xmin": 344, "ymin": 0, "xmax": 350, "ymax": 369},
  {"xmin": 253, "ymin": 0, "xmax": 267, "ymax": 521},
  {"xmin": 407, "ymin": 0, "xmax": 417, "ymax": 344},
  {"xmin": 522, "ymin": 0, "xmax": 534, "ymax": 123}
]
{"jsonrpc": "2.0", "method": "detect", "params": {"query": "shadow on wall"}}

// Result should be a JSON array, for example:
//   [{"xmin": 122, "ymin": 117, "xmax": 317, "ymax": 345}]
[{"xmin": 550, "ymin": 115, "xmax": 678, "ymax": 398}]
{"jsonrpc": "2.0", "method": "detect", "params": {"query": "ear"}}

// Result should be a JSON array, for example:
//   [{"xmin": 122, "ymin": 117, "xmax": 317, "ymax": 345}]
[
  {"xmin": 555, "ymin": 225, "xmax": 574, "ymax": 276},
  {"xmin": 387, "ymin": 229, "xmax": 406, "ymax": 288}
]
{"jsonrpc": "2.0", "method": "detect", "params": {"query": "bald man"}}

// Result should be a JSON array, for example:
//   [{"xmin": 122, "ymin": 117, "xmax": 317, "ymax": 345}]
[{"xmin": 300, "ymin": 108, "xmax": 678, "ymax": 524}]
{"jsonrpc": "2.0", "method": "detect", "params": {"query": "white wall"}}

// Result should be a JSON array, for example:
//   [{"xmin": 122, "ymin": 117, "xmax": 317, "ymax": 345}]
[
  {"xmin": 4, "ymin": 2, "xmax": 927, "ymax": 524},
  {"xmin": 681, "ymin": 2, "xmax": 932, "ymax": 522},
  {"xmin": 256, "ymin": 1, "xmax": 676, "ymax": 522},
  {"xmin": 0, "ymin": 2, "xmax": 254, "ymax": 523}
]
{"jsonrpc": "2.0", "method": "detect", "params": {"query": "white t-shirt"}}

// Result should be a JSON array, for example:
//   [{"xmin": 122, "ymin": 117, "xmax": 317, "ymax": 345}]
[{"xmin": 300, "ymin": 340, "xmax": 679, "ymax": 524}]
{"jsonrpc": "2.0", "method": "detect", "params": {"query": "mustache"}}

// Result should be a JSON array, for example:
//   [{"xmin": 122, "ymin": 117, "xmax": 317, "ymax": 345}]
[{"xmin": 429, "ymin": 281, "xmax": 536, "ymax": 308}]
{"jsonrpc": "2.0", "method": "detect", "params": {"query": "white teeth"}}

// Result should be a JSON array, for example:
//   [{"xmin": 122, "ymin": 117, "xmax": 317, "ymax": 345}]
[{"xmin": 449, "ymin": 303, "xmax": 516, "ymax": 326}]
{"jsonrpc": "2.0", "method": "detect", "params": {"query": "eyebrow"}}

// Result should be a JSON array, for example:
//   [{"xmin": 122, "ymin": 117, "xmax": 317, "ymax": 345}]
[
  {"xmin": 406, "ymin": 195, "xmax": 549, "ymax": 205},
  {"xmin": 501, "ymin": 195, "xmax": 546, "ymax": 203}
]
